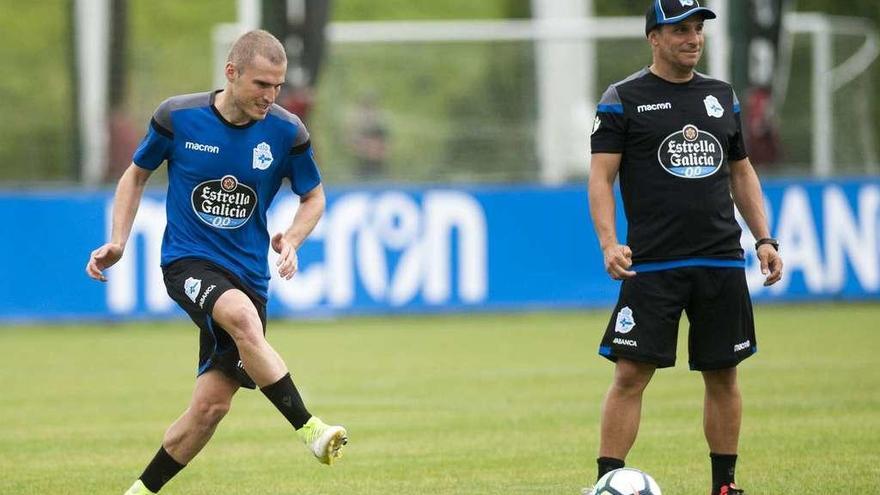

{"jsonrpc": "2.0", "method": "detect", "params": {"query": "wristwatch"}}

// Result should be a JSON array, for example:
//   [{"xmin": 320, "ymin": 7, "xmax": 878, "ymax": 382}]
[{"xmin": 755, "ymin": 238, "xmax": 779, "ymax": 251}]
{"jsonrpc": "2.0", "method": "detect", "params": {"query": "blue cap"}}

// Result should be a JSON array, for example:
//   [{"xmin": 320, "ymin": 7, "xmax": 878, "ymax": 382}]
[{"xmin": 645, "ymin": 0, "xmax": 717, "ymax": 36}]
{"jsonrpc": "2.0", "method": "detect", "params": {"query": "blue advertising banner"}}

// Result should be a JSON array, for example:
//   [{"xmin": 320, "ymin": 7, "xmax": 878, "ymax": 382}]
[{"xmin": 0, "ymin": 179, "xmax": 878, "ymax": 321}]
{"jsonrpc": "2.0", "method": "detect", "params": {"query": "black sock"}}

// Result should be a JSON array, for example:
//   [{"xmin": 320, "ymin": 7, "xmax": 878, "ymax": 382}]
[
  {"xmin": 260, "ymin": 372, "xmax": 312, "ymax": 429},
  {"xmin": 597, "ymin": 457, "xmax": 625, "ymax": 481},
  {"xmin": 139, "ymin": 446, "xmax": 185, "ymax": 493},
  {"xmin": 710, "ymin": 452, "xmax": 738, "ymax": 492}
]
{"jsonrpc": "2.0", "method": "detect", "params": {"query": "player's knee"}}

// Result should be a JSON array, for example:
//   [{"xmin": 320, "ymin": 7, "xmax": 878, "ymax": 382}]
[
  {"xmin": 612, "ymin": 375, "xmax": 650, "ymax": 394},
  {"xmin": 230, "ymin": 323, "xmax": 265, "ymax": 351},
  {"xmin": 192, "ymin": 398, "xmax": 231, "ymax": 428},
  {"xmin": 218, "ymin": 305, "xmax": 263, "ymax": 343},
  {"xmin": 703, "ymin": 368, "xmax": 739, "ymax": 394},
  {"xmin": 226, "ymin": 305, "xmax": 260, "ymax": 330},
  {"xmin": 612, "ymin": 361, "xmax": 654, "ymax": 393}
]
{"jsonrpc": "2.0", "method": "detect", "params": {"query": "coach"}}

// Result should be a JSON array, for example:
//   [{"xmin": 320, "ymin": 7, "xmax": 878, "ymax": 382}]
[{"xmin": 586, "ymin": 1, "xmax": 783, "ymax": 494}]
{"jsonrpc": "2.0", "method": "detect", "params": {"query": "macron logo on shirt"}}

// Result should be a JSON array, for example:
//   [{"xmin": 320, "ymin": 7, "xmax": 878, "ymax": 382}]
[
  {"xmin": 637, "ymin": 102, "xmax": 673, "ymax": 113},
  {"xmin": 185, "ymin": 141, "xmax": 220, "ymax": 154}
]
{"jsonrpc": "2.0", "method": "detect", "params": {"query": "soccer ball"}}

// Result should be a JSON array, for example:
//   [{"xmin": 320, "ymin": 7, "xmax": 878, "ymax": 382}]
[{"xmin": 590, "ymin": 468, "xmax": 662, "ymax": 495}]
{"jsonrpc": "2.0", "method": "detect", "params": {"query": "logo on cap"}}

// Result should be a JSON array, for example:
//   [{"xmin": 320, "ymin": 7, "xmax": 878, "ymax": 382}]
[{"xmin": 679, "ymin": 0, "xmax": 695, "ymax": 6}]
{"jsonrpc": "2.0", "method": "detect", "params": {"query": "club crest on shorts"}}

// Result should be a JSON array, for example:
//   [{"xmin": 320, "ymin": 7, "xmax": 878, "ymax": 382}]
[
  {"xmin": 184, "ymin": 277, "xmax": 202, "ymax": 303},
  {"xmin": 615, "ymin": 306, "xmax": 636, "ymax": 334},
  {"xmin": 704, "ymin": 95, "xmax": 724, "ymax": 118},
  {"xmin": 252, "ymin": 142, "xmax": 273, "ymax": 170}
]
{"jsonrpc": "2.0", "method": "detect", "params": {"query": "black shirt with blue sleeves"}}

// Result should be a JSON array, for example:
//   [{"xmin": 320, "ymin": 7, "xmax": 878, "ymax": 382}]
[{"xmin": 591, "ymin": 68, "xmax": 748, "ymax": 267}]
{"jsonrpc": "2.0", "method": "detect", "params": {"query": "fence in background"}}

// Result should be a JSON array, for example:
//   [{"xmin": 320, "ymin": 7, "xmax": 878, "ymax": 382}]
[{"xmin": 3, "ymin": 3, "xmax": 879, "ymax": 184}]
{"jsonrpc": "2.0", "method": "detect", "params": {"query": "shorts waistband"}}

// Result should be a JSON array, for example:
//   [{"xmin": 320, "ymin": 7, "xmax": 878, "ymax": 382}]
[{"xmin": 631, "ymin": 258, "xmax": 746, "ymax": 273}]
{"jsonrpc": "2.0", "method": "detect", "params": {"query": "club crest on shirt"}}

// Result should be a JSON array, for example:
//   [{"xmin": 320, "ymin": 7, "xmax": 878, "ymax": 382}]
[
  {"xmin": 252, "ymin": 142, "xmax": 273, "ymax": 170},
  {"xmin": 704, "ymin": 95, "xmax": 724, "ymax": 118},
  {"xmin": 191, "ymin": 174, "xmax": 258, "ymax": 229},
  {"xmin": 658, "ymin": 124, "xmax": 724, "ymax": 179},
  {"xmin": 615, "ymin": 306, "xmax": 636, "ymax": 334},
  {"xmin": 184, "ymin": 277, "xmax": 202, "ymax": 303}
]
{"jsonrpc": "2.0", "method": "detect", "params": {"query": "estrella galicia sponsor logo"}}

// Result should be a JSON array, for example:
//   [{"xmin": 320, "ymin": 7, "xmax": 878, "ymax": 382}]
[
  {"xmin": 198, "ymin": 284, "xmax": 216, "ymax": 309},
  {"xmin": 658, "ymin": 124, "xmax": 724, "ymax": 179},
  {"xmin": 184, "ymin": 277, "xmax": 201, "ymax": 303},
  {"xmin": 637, "ymin": 102, "xmax": 672, "ymax": 113},
  {"xmin": 614, "ymin": 306, "xmax": 636, "ymax": 334},
  {"xmin": 252, "ymin": 142, "xmax": 273, "ymax": 170},
  {"xmin": 185, "ymin": 141, "xmax": 220, "ymax": 154},
  {"xmin": 612, "ymin": 337, "xmax": 638, "ymax": 347},
  {"xmin": 191, "ymin": 175, "xmax": 258, "ymax": 229},
  {"xmin": 734, "ymin": 340, "xmax": 751, "ymax": 352}
]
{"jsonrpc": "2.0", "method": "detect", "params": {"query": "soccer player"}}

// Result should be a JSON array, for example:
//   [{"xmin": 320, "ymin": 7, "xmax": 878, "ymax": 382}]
[
  {"xmin": 85, "ymin": 30, "xmax": 347, "ymax": 495},
  {"xmin": 585, "ymin": 2, "xmax": 783, "ymax": 494}
]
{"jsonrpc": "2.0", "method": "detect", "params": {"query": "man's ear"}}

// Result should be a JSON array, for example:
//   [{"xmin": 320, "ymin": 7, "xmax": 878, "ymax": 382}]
[{"xmin": 224, "ymin": 62, "xmax": 237, "ymax": 83}]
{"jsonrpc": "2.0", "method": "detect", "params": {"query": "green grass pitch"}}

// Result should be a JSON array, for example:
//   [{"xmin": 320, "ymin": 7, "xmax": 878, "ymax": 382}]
[{"xmin": 1, "ymin": 304, "xmax": 878, "ymax": 494}]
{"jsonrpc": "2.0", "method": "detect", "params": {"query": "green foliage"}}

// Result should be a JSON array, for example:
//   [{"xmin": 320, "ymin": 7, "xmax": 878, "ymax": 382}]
[
  {"xmin": 0, "ymin": 1, "xmax": 74, "ymax": 181},
  {"xmin": 0, "ymin": 0, "xmax": 531, "ymax": 183},
  {"xmin": 443, "ymin": 42, "xmax": 538, "ymax": 182},
  {"xmin": 595, "ymin": 0, "xmax": 650, "ymax": 16},
  {"xmin": 1, "ymin": 305, "xmax": 878, "ymax": 493},
  {"xmin": 794, "ymin": 1, "xmax": 880, "ymax": 172},
  {"xmin": 0, "ymin": 0, "xmax": 237, "ymax": 182},
  {"xmin": 310, "ymin": 0, "xmax": 535, "ymax": 183},
  {"xmin": 3, "ymin": 0, "xmax": 880, "ymax": 182},
  {"xmin": 127, "ymin": 1, "xmax": 236, "ymax": 121},
  {"xmin": 796, "ymin": 0, "xmax": 880, "ymax": 17},
  {"xmin": 312, "ymin": 40, "xmax": 538, "ymax": 183},
  {"xmin": 333, "ymin": 0, "xmax": 530, "ymax": 21}
]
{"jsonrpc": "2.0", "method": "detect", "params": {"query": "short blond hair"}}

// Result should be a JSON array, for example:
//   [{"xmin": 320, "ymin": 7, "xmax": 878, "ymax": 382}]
[{"xmin": 227, "ymin": 29, "xmax": 286, "ymax": 72}]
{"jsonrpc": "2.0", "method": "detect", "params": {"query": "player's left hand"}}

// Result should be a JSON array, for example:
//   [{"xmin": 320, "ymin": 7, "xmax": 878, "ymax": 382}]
[
  {"xmin": 86, "ymin": 242, "xmax": 124, "ymax": 282},
  {"xmin": 271, "ymin": 233, "xmax": 299, "ymax": 280},
  {"xmin": 757, "ymin": 244, "xmax": 783, "ymax": 286}
]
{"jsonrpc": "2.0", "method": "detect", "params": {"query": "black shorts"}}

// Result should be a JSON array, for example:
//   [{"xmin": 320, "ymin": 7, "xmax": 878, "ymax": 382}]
[
  {"xmin": 598, "ymin": 267, "xmax": 756, "ymax": 371},
  {"xmin": 162, "ymin": 258, "xmax": 267, "ymax": 389}
]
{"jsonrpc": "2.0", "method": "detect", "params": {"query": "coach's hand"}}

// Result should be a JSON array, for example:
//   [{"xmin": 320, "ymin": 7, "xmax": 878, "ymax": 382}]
[
  {"xmin": 604, "ymin": 244, "xmax": 636, "ymax": 280},
  {"xmin": 86, "ymin": 242, "xmax": 124, "ymax": 282},
  {"xmin": 757, "ymin": 244, "xmax": 783, "ymax": 286},
  {"xmin": 272, "ymin": 233, "xmax": 299, "ymax": 280}
]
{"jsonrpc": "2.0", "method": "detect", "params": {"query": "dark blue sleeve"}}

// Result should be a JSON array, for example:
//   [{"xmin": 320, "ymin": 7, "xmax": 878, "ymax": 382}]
[
  {"xmin": 132, "ymin": 120, "xmax": 173, "ymax": 170},
  {"xmin": 591, "ymin": 85, "xmax": 626, "ymax": 154},
  {"xmin": 287, "ymin": 143, "xmax": 322, "ymax": 195},
  {"xmin": 729, "ymin": 89, "xmax": 748, "ymax": 161}
]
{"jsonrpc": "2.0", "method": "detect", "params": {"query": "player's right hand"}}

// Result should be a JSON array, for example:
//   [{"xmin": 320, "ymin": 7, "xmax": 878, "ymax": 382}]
[
  {"xmin": 603, "ymin": 244, "xmax": 636, "ymax": 280},
  {"xmin": 86, "ymin": 243, "xmax": 124, "ymax": 282}
]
